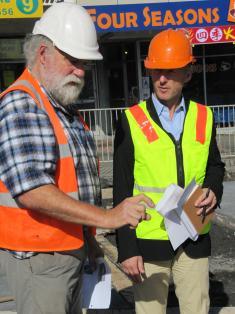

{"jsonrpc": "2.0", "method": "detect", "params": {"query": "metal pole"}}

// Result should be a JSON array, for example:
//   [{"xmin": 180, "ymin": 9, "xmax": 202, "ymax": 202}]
[
  {"xmin": 202, "ymin": 45, "xmax": 207, "ymax": 104},
  {"xmin": 136, "ymin": 41, "xmax": 143, "ymax": 102}
]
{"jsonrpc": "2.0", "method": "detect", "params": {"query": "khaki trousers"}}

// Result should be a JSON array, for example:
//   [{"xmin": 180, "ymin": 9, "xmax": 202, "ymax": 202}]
[
  {"xmin": 133, "ymin": 249, "xmax": 209, "ymax": 314},
  {"xmin": 0, "ymin": 249, "xmax": 85, "ymax": 314}
]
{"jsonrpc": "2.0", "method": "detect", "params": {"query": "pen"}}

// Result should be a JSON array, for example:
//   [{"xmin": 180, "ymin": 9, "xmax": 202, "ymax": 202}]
[{"xmin": 201, "ymin": 187, "xmax": 210, "ymax": 223}]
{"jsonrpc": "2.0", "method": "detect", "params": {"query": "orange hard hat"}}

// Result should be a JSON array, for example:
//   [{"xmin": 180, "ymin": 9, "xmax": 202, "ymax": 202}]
[{"xmin": 144, "ymin": 29, "xmax": 196, "ymax": 69}]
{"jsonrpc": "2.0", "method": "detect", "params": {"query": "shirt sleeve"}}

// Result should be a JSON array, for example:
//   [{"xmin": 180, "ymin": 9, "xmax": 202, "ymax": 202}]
[
  {"xmin": 0, "ymin": 90, "xmax": 57, "ymax": 197},
  {"xmin": 202, "ymin": 119, "xmax": 225, "ymax": 205},
  {"xmin": 113, "ymin": 113, "xmax": 141, "ymax": 263}
]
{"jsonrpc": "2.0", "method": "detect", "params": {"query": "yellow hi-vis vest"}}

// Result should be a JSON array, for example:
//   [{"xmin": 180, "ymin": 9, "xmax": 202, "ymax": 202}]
[{"xmin": 125, "ymin": 100, "xmax": 213, "ymax": 241}]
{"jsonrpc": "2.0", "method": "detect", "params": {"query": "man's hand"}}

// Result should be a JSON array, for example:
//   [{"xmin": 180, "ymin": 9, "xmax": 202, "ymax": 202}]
[
  {"xmin": 121, "ymin": 256, "xmax": 145, "ymax": 283},
  {"xmin": 106, "ymin": 194, "xmax": 154, "ymax": 229},
  {"xmin": 195, "ymin": 188, "xmax": 217, "ymax": 216},
  {"xmin": 17, "ymin": 185, "xmax": 154, "ymax": 230}
]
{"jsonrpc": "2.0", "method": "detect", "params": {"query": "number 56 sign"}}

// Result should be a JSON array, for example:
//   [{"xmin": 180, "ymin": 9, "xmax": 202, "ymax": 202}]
[{"xmin": 0, "ymin": 0, "xmax": 43, "ymax": 18}]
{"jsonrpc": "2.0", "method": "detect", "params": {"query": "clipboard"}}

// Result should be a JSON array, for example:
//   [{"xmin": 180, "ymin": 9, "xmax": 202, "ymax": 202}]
[{"xmin": 181, "ymin": 185, "xmax": 214, "ymax": 233}]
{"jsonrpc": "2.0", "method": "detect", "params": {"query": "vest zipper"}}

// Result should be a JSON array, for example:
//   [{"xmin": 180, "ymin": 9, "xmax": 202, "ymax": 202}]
[
  {"xmin": 163, "ymin": 131, "xmax": 185, "ymax": 188},
  {"xmin": 175, "ymin": 140, "xmax": 185, "ymax": 188}
]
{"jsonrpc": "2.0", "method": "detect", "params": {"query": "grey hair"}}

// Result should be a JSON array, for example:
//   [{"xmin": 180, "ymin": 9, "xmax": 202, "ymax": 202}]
[{"xmin": 23, "ymin": 34, "xmax": 54, "ymax": 68}]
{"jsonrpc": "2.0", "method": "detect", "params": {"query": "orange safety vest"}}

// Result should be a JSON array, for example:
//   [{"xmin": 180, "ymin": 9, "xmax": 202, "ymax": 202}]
[{"xmin": 0, "ymin": 68, "xmax": 95, "ymax": 252}]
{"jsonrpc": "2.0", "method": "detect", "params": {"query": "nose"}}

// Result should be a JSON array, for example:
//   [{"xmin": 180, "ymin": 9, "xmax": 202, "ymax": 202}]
[
  {"xmin": 159, "ymin": 73, "xmax": 168, "ymax": 84},
  {"xmin": 72, "ymin": 65, "xmax": 85, "ymax": 78}
]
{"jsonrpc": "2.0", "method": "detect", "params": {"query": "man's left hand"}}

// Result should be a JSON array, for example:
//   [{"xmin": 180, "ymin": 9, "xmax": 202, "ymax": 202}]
[{"xmin": 195, "ymin": 188, "xmax": 217, "ymax": 216}]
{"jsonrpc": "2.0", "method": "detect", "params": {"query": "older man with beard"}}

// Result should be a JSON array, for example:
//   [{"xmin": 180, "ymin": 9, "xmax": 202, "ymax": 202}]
[{"xmin": 0, "ymin": 3, "xmax": 153, "ymax": 314}]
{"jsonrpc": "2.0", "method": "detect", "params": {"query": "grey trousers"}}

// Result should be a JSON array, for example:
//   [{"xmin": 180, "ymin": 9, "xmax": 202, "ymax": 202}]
[{"xmin": 0, "ymin": 249, "xmax": 86, "ymax": 314}]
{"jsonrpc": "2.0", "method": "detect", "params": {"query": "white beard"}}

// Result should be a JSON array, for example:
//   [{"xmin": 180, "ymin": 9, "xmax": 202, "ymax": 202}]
[{"xmin": 49, "ymin": 74, "xmax": 85, "ymax": 107}]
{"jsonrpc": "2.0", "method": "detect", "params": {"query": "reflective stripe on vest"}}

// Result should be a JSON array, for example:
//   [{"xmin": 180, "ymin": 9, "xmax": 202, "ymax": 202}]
[
  {"xmin": 125, "ymin": 101, "xmax": 212, "ymax": 241},
  {"xmin": 134, "ymin": 183, "xmax": 166, "ymax": 194},
  {"xmin": 196, "ymin": 103, "xmax": 207, "ymax": 144},
  {"xmin": 129, "ymin": 105, "xmax": 159, "ymax": 143},
  {"xmin": 0, "ymin": 68, "xmax": 94, "ymax": 251}
]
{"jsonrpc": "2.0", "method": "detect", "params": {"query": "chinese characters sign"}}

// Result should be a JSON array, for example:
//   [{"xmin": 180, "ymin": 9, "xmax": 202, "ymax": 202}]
[
  {"xmin": 188, "ymin": 25, "xmax": 235, "ymax": 44},
  {"xmin": 0, "ymin": 0, "xmax": 43, "ymax": 18}
]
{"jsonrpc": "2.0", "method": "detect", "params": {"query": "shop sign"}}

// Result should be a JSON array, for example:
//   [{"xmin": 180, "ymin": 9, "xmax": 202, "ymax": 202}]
[
  {"xmin": 187, "ymin": 25, "xmax": 235, "ymax": 44},
  {"xmin": 0, "ymin": 0, "xmax": 43, "ymax": 18},
  {"xmin": 86, "ymin": 0, "xmax": 235, "ymax": 39}
]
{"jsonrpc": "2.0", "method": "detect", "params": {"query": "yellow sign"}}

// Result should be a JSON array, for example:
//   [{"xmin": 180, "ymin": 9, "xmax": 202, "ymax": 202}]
[{"xmin": 0, "ymin": 0, "xmax": 43, "ymax": 18}]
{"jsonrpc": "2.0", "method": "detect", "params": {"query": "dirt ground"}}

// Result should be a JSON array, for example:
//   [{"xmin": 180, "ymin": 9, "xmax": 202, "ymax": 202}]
[{"xmin": 209, "ymin": 223, "xmax": 235, "ymax": 307}]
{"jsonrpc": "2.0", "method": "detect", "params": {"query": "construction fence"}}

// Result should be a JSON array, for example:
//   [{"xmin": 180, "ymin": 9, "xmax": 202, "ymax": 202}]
[{"xmin": 80, "ymin": 105, "xmax": 235, "ymax": 163}]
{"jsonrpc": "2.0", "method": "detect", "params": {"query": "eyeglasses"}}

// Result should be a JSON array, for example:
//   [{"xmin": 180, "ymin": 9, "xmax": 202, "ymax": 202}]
[{"xmin": 55, "ymin": 46, "xmax": 91, "ymax": 68}]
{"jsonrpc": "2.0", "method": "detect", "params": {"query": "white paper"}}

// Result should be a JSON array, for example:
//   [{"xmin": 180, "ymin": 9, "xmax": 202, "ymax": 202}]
[
  {"xmin": 155, "ymin": 179, "xmax": 198, "ymax": 250},
  {"xmin": 156, "ymin": 183, "xmax": 184, "ymax": 216},
  {"xmin": 164, "ymin": 211, "xmax": 190, "ymax": 250},
  {"xmin": 175, "ymin": 206, "xmax": 198, "ymax": 241},
  {"xmin": 82, "ymin": 257, "xmax": 111, "ymax": 309}
]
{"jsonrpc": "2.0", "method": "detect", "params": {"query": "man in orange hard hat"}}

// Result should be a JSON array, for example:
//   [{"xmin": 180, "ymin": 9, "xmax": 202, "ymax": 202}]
[
  {"xmin": 0, "ymin": 3, "xmax": 154, "ymax": 314},
  {"xmin": 114, "ymin": 29, "xmax": 225, "ymax": 314}
]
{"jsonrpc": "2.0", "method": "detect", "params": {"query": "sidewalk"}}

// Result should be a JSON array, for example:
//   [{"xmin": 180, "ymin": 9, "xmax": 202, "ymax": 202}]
[{"xmin": 214, "ymin": 181, "xmax": 235, "ymax": 229}]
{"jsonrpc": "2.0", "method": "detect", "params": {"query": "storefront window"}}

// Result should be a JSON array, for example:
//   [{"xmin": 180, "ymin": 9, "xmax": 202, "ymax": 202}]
[
  {"xmin": 205, "ymin": 55, "xmax": 235, "ymax": 105},
  {"xmin": 192, "ymin": 45, "xmax": 203, "ymax": 57},
  {"xmin": 0, "ymin": 63, "xmax": 24, "ymax": 92},
  {"xmin": 0, "ymin": 38, "xmax": 25, "ymax": 91},
  {"xmin": 77, "ymin": 64, "xmax": 98, "ymax": 109},
  {"xmin": 204, "ymin": 42, "xmax": 235, "ymax": 55},
  {"xmin": 0, "ymin": 38, "xmax": 24, "ymax": 60},
  {"xmin": 103, "ymin": 42, "xmax": 137, "ymax": 108},
  {"xmin": 184, "ymin": 57, "xmax": 205, "ymax": 104}
]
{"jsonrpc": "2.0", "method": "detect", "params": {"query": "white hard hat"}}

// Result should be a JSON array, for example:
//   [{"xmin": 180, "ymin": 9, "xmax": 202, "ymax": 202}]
[{"xmin": 32, "ymin": 2, "xmax": 103, "ymax": 60}]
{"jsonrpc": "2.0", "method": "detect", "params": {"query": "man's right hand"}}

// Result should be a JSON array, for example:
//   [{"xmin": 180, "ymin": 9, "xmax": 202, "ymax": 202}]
[
  {"xmin": 17, "ymin": 186, "xmax": 153, "ymax": 230},
  {"xmin": 106, "ymin": 194, "xmax": 154, "ymax": 229},
  {"xmin": 121, "ymin": 256, "xmax": 145, "ymax": 283}
]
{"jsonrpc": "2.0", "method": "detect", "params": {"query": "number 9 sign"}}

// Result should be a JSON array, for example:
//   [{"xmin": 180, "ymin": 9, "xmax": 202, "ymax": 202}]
[{"xmin": 16, "ymin": 0, "xmax": 39, "ymax": 15}]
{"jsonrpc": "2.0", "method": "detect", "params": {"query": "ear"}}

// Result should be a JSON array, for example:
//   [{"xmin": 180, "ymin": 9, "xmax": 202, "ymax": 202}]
[
  {"xmin": 184, "ymin": 68, "xmax": 192, "ymax": 84},
  {"xmin": 38, "ymin": 44, "xmax": 48, "ymax": 66}
]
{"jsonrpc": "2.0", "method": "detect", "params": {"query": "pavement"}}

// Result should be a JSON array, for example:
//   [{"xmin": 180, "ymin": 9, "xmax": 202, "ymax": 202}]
[
  {"xmin": 214, "ymin": 181, "xmax": 235, "ymax": 229},
  {"xmin": 0, "ymin": 180, "xmax": 234, "ymax": 314}
]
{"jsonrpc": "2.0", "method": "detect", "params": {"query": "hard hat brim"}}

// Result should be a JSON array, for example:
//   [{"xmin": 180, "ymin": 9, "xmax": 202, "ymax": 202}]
[{"xmin": 144, "ymin": 57, "xmax": 196, "ymax": 69}]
